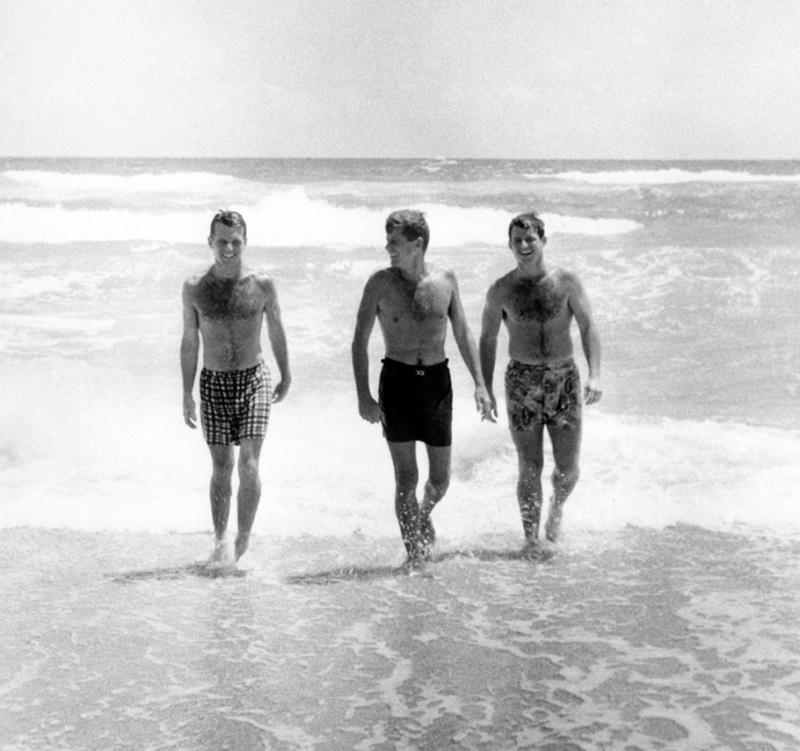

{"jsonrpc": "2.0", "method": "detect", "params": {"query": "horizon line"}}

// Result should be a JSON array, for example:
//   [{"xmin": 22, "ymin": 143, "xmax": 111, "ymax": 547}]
[{"xmin": 2, "ymin": 154, "xmax": 800, "ymax": 162}]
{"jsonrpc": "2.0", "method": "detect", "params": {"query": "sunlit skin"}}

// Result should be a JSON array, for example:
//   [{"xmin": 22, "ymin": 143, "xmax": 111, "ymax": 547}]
[
  {"xmin": 480, "ymin": 220, "xmax": 602, "ymax": 549},
  {"xmin": 353, "ymin": 224, "xmax": 493, "ymax": 568},
  {"xmin": 181, "ymin": 221, "xmax": 291, "ymax": 563}
]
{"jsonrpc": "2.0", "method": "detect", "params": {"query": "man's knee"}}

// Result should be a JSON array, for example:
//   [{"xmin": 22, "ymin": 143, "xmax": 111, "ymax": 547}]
[
  {"xmin": 211, "ymin": 451, "xmax": 235, "ymax": 478},
  {"xmin": 427, "ymin": 471, "xmax": 450, "ymax": 498},
  {"xmin": 395, "ymin": 466, "xmax": 419, "ymax": 493},
  {"xmin": 238, "ymin": 454, "xmax": 260, "ymax": 482},
  {"xmin": 517, "ymin": 453, "xmax": 544, "ymax": 478},
  {"xmin": 553, "ymin": 463, "xmax": 580, "ymax": 487}
]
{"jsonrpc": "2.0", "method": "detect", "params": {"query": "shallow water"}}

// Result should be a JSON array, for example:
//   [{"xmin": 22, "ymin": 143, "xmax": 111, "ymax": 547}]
[
  {"xmin": 2, "ymin": 526, "xmax": 799, "ymax": 750},
  {"xmin": 2, "ymin": 158, "xmax": 800, "ymax": 749}
]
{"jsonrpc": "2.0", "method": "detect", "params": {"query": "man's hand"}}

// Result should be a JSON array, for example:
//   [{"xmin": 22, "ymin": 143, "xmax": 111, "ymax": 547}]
[
  {"xmin": 358, "ymin": 396, "xmax": 382, "ymax": 424},
  {"xmin": 475, "ymin": 386, "xmax": 496, "ymax": 423},
  {"xmin": 584, "ymin": 377, "xmax": 603, "ymax": 405},
  {"xmin": 183, "ymin": 392, "xmax": 197, "ymax": 429},
  {"xmin": 272, "ymin": 378, "xmax": 291, "ymax": 404}
]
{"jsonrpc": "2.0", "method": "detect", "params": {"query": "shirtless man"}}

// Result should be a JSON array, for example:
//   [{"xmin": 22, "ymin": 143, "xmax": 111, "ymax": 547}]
[
  {"xmin": 480, "ymin": 212, "xmax": 601, "ymax": 550},
  {"xmin": 181, "ymin": 210, "xmax": 291, "ymax": 564},
  {"xmin": 352, "ymin": 210, "xmax": 493, "ymax": 567}
]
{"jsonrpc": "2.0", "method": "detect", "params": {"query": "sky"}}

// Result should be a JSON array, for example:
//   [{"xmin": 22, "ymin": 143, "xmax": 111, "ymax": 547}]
[{"xmin": 1, "ymin": 0, "xmax": 799, "ymax": 159}]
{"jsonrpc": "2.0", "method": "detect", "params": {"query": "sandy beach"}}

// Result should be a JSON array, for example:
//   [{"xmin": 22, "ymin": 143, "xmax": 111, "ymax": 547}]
[{"xmin": 2, "ymin": 525, "xmax": 799, "ymax": 750}]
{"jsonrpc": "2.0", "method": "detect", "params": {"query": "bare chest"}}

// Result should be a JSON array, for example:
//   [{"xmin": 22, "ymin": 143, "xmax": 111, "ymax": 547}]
[
  {"xmin": 505, "ymin": 277, "xmax": 568, "ymax": 324},
  {"xmin": 195, "ymin": 276, "xmax": 264, "ymax": 321},
  {"xmin": 381, "ymin": 278, "xmax": 450, "ymax": 324}
]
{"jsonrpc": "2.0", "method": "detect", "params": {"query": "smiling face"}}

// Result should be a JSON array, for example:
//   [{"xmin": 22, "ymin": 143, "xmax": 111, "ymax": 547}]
[
  {"xmin": 209, "ymin": 223, "xmax": 246, "ymax": 274},
  {"xmin": 508, "ymin": 224, "xmax": 546, "ymax": 269},
  {"xmin": 385, "ymin": 226, "xmax": 423, "ymax": 271}
]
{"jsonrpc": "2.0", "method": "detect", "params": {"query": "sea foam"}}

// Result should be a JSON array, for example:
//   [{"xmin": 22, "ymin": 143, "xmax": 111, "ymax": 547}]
[
  {"xmin": 0, "ymin": 188, "xmax": 640, "ymax": 245},
  {"xmin": 3, "ymin": 169, "xmax": 236, "ymax": 194},
  {"xmin": 544, "ymin": 168, "xmax": 800, "ymax": 185}
]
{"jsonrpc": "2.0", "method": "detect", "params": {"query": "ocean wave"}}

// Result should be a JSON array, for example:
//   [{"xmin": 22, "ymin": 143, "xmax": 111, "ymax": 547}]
[
  {"xmin": 0, "ymin": 190, "xmax": 640, "ymax": 245},
  {"xmin": 2, "ymin": 169, "xmax": 237, "ymax": 194},
  {"xmin": 2, "ymin": 365, "xmax": 799, "ymax": 537},
  {"xmin": 536, "ymin": 168, "xmax": 800, "ymax": 185}
]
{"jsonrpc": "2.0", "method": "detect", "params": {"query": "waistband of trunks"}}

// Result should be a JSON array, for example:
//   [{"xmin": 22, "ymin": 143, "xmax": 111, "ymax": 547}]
[
  {"xmin": 507, "ymin": 356, "xmax": 576, "ymax": 372},
  {"xmin": 201, "ymin": 360, "xmax": 266, "ymax": 378},
  {"xmin": 382, "ymin": 358, "xmax": 449, "ymax": 376}
]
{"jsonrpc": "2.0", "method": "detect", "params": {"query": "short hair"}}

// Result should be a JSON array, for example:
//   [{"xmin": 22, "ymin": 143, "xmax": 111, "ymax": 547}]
[
  {"xmin": 508, "ymin": 212, "xmax": 546, "ymax": 241},
  {"xmin": 210, "ymin": 210, "xmax": 247, "ymax": 242},
  {"xmin": 385, "ymin": 209, "xmax": 430, "ymax": 252}
]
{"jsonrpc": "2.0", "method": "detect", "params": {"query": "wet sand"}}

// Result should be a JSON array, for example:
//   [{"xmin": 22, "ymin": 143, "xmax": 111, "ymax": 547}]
[{"xmin": 2, "ymin": 525, "xmax": 799, "ymax": 750}]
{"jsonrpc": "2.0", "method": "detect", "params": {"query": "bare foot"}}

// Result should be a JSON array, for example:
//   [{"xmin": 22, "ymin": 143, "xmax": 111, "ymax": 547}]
[
  {"xmin": 234, "ymin": 532, "xmax": 250, "ymax": 561},
  {"xmin": 520, "ymin": 537, "xmax": 556, "ymax": 561},
  {"xmin": 544, "ymin": 498, "xmax": 563, "ymax": 543},
  {"xmin": 520, "ymin": 538, "xmax": 544, "ymax": 560},
  {"xmin": 419, "ymin": 514, "xmax": 436, "ymax": 559},
  {"xmin": 400, "ymin": 553, "xmax": 426, "ymax": 575},
  {"xmin": 206, "ymin": 539, "xmax": 234, "ymax": 568}
]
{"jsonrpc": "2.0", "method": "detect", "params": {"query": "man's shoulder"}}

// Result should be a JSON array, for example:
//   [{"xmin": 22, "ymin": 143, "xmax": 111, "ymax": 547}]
[
  {"xmin": 182, "ymin": 268, "xmax": 211, "ymax": 296},
  {"xmin": 425, "ymin": 264, "xmax": 458, "ymax": 286},
  {"xmin": 488, "ymin": 270, "xmax": 518, "ymax": 295},
  {"xmin": 250, "ymin": 271, "xmax": 276, "ymax": 294},
  {"xmin": 551, "ymin": 267, "xmax": 581, "ymax": 288}
]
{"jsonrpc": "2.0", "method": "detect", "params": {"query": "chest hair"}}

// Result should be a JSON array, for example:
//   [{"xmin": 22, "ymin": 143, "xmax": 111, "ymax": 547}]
[
  {"xmin": 509, "ymin": 276, "xmax": 566, "ymax": 323},
  {"xmin": 197, "ymin": 275, "xmax": 262, "ymax": 320}
]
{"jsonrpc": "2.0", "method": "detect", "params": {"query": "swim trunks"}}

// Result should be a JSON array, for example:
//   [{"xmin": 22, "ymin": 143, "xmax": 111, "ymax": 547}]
[
  {"xmin": 199, "ymin": 361, "xmax": 271, "ymax": 446},
  {"xmin": 379, "ymin": 358, "xmax": 452, "ymax": 447},
  {"xmin": 505, "ymin": 358, "xmax": 581, "ymax": 431}
]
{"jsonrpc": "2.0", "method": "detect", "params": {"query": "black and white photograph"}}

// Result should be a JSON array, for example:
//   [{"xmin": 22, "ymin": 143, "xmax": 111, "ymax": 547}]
[{"xmin": 1, "ymin": 1, "xmax": 799, "ymax": 748}]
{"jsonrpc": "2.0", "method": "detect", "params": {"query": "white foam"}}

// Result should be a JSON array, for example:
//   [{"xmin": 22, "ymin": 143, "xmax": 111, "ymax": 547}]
[
  {"xmin": 0, "ymin": 191, "xmax": 640, "ymax": 245},
  {"xmin": 546, "ymin": 168, "xmax": 800, "ymax": 185},
  {"xmin": 3, "ymin": 169, "xmax": 236, "ymax": 194},
  {"xmin": 1, "ymin": 360, "xmax": 798, "ymax": 539}
]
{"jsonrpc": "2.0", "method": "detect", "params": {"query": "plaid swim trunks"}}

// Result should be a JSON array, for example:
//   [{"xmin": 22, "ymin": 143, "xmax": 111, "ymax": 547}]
[
  {"xmin": 505, "ymin": 358, "xmax": 581, "ymax": 431},
  {"xmin": 199, "ymin": 361, "xmax": 271, "ymax": 446}
]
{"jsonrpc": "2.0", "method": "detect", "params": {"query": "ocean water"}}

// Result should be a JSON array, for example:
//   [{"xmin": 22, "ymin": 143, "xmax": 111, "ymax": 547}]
[{"xmin": 1, "ymin": 158, "xmax": 799, "ymax": 750}]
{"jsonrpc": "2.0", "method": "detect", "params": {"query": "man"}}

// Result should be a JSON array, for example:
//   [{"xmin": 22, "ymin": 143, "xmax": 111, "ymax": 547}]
[
  {"xmin": 352, "ymin": 209, "xmax": 493, "ymax": 568},
  {"xmin": 181, "ymin": 210, "xmax": 291, "ymax": 565},
  {"xmin": 480, "ymin": 212, "xmax": 601, "ymax": 550}
]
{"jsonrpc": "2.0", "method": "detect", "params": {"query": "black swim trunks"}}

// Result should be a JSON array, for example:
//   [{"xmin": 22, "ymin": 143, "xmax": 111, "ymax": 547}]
[
  {"xmin": 379, "ymin": 358, "xmax": 453, "ymax": 447},
  {"xmin": 505, "ymin": 358, "xmax": 581, "ymax": 431},
  {"xmin": 199, "ymin": 361, "xmax": 271, "ymax": 446}
]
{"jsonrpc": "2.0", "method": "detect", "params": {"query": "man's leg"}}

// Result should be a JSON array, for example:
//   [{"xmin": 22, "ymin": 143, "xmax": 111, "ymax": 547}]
[
  {"xmin": 510, "ymin": 426, "xmax": 545, "ymax": 542},
  {"xmin": 418, "ymin": 444, "xmax": 451, "ymax": 554},
  {"xmin": 235, "ymin": 437, "xmax": 264, "ymax": 560},
  {"xmin": 208, "ymin": 444, "xmax": 235, "ymax": 560},
  {"xmin": 544, "ymin": 420, "xmax": 582, "ymax": 542},
  {"xmin": 387, "ymin": 440, "xmax": 421, "ymax": 562}
]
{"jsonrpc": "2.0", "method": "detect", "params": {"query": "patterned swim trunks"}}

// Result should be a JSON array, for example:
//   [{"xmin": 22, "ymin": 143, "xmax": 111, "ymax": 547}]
[
  {"xmin": 505, "ymin": 358, "xmax": 581, "ymax": 431},
  {"xmin": 199, "ymin": 361, "xmax": 271, "ymax": 446}
]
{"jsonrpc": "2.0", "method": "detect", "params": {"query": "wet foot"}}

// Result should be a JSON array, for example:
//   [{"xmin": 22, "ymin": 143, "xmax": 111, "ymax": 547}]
[
  {"xmin": 400, "ymin": 554, "xmax": 426, "ymax": 575},
  {"xmin": 520, "ymin": 538, "xmax": 544, "ymax": 560},
  {"xmin": 234, "ymin": 532, "xmax": 250, "ymax": 561},
  {"xmin": 419, "ymin": 514, "xmax": 436, "ymax": 559},
  {"xmin": 206, "ymin": 539, "xmax": 235, "ymax": 569},
  {"xmin": 520, "ymin": 537, "xmax": 556, "ymax": 562},
  {"xmin": 544, "ymin": 498, "xmax": 563, "ymax": 543}
]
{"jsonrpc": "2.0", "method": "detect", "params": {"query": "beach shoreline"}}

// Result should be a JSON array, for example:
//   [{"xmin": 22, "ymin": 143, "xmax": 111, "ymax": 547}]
[{"xmin": 2, "ymin": 525, "xmax": 799, "ymax": 750}]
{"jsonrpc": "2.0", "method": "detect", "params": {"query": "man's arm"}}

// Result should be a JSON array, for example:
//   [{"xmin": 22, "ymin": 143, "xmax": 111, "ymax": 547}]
[
  {"xmin": 351, "ymin": 274, "xmax": 381, "ymax": 423},
  {"xmin": 446, "ymin": 271, "xmax": 494, "ymax": 422},
  {"xmin": 180, "ymin": 280, "xmax": 200, "ymax": 428},
  {"xmin": 568, "ymin": 274, "xmax": 602, "ymax": 405},
  {"xmin": 479, "ymin": 282, "xmax": 503, "ymax": 420},
  {"xmin": 263, "ymin": 278, "xmax": 291, "ymax": 403}
]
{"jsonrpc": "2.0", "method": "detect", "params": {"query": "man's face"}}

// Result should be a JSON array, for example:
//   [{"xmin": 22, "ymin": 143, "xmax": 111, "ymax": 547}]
[
  {"xmin": 209, "ymin": 223, "xmax": 246, "ymax": 267},
  {"xmin": 385, "ymin": 227, "xmax": 421, "ymax": 268},
  {"xmin": 509, "ymin": 224, "xmax": 546, "ymax": 265}
]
